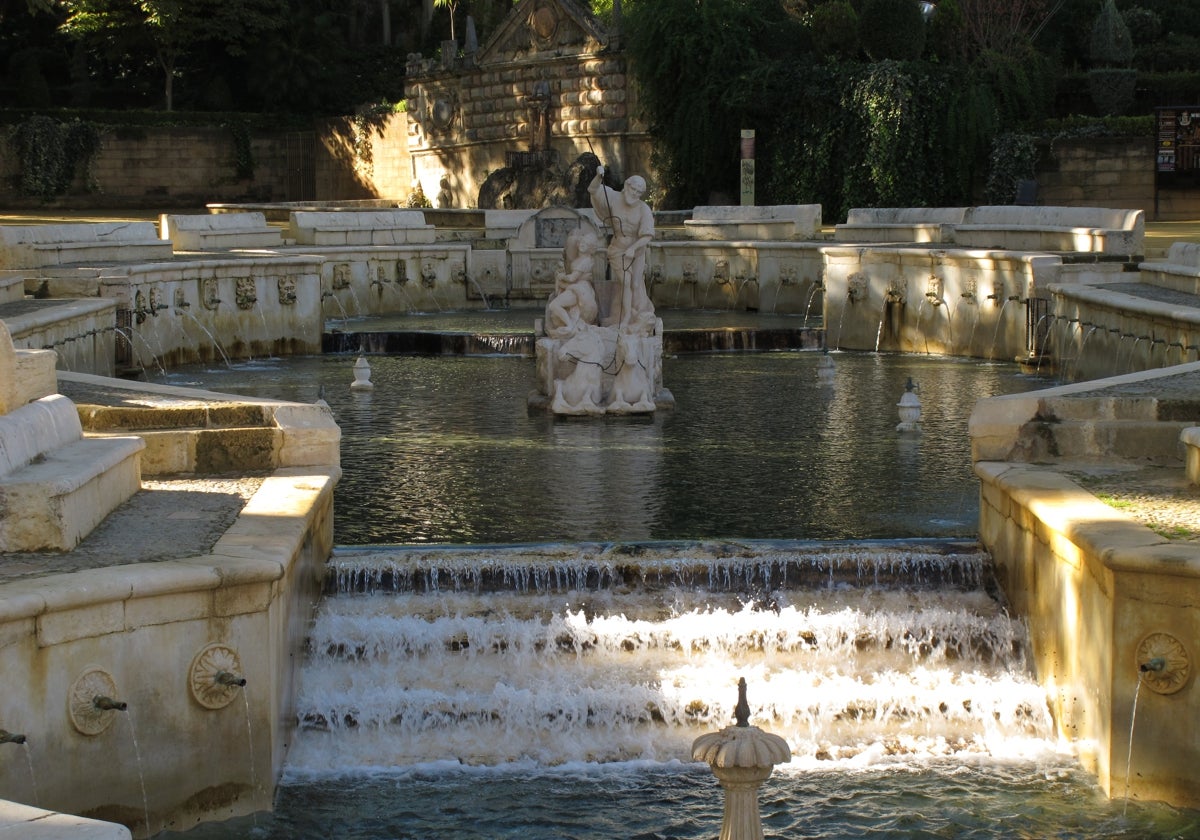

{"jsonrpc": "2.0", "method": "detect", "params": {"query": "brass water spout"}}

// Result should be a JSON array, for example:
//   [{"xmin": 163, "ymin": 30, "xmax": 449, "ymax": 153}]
[
  {"xmin": 0, "ymin": 729, "xmax": 26, "ymax": 744},
  {"xmin": 93, "ymin": 695, "xmax": 127, "ymax": 711},
  {"xmin": 215, "ymin": 671, "xmax": 247, "ymax": 687},
  {"xmin": 1140, "ymin": 657, "xmax": 1166, "ymax": 673}
]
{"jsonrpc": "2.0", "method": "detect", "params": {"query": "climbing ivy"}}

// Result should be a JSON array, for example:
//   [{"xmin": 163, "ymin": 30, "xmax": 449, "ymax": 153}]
[
  {"xmin": 227, "ymin": 121, "xmax": 255, "ymax": 180},
  {"xmin": 983, "ymin": 132, "xmax": 1038, "ymax": 205},
  {"xmin": 9, "ymin": 115, "xmax": 102, "ymax": 199}
]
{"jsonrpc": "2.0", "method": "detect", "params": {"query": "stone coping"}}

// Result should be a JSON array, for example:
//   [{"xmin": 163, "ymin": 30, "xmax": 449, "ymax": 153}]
[
  {"xmin": 976, "ymin": 461, "xmax": 1200, "ymax": 579},
  {"xmin": 0, "ymin": 298, "xmax": 117, "ymax": 335},
  {"xmin": 0, "ymin": 799, "xmax": 131, "ymax": 839},
  {"xmin": 1047, "ymin": 280, "xmax": 1200, "ymax": 325}
]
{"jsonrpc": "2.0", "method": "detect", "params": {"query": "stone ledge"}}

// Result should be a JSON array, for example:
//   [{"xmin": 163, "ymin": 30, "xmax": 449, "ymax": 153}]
[{"xmin": 0, "ymin": 799, "xmax": 131, "ymax": 839}]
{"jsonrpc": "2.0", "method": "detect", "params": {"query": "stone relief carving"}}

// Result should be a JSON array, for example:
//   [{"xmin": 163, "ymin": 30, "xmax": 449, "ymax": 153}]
[
  {"xmin": 277, "ymin": 275, "xmax": 297, "ymax": 306},
  {"xmin": 202, "ymin": 277, "xmax": 221, "ymax": 310},
  {"xmin": 235, "ymin": 277, "xmax": 257, "ymax": 309},
  {"xmin": 332, "ymin": 264, "xmax": 352, "ymax": 290}
]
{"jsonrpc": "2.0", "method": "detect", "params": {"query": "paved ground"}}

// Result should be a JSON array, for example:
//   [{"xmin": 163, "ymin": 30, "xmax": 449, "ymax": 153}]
[
  {"xmin": 1068, "ymin": 465, "xmax": 1200, "ymax": 542},
  {"xmin": 0, "ymin": 476, "xmax": 265, "ymax": 584}
]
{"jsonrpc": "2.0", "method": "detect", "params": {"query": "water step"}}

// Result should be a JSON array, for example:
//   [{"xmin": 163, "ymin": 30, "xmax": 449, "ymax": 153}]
[
  {"xmin": 289, "ymin": 542, "xmax": 1053, "ymax": 772},
  {"xmin": 324, "ymin": 540, "xmax": 996, "ymax": 595},
  {"xmin": 321, "ymin": 327, "xmax": 823, "ymax": 357}
]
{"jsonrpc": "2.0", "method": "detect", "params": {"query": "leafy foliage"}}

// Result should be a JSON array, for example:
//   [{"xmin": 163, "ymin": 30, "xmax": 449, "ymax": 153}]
[
  {"xmin": 762, "ymin": 59, "xmax": 1000, "ymax": 220},
  {"xmin": 809, "ymin": 1, "xmax": 859, "ymax": 62},
  {"xmin": 624, "ymin": 0, "xmax": 805, "ymax": 207},
  {"xmin": 859, "ymin": 0, "xmax": 926, "ymax": 61},
  {"xmin": 983, "ymin": 132, "xmax": 1037, "ymax": 204},
  {"xmin": 1089, "ymin": 0, "xmax": 1132, "ymax": 68},
  {"xmin": 9, "ymin": 114, "xmax": 101, "ymax": 198}
]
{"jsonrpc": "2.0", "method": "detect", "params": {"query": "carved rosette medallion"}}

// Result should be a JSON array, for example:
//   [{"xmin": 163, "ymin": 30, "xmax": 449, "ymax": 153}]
[
  {"xmin": 530, "ymin": 3, "xmax": 559, "ymax": 47},
  {"xmin": 68, "ymin": 668, "xmax": 120, "ymax": 736},
  {"xmin": 189, "ymin": 644, "xmax": 244, "ymax": 710},
  {"xmin": 1136, "ymin": 633, "xmax": 1190, "ymax": 695}
]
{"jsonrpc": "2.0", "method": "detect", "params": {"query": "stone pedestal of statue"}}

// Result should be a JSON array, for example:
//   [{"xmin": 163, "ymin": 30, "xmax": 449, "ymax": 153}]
[{"xmin": 530, "ymin": 319, "xmax": 670, "ymax": 416}]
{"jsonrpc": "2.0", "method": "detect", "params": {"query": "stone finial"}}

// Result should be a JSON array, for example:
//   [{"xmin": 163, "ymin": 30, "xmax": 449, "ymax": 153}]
[
  {"xmin": 691, "ymin": 679, "xmax": 791, "ymax": 840},
  {"xmin": 734, "ymin": 676, "xmax": 751, "ymax": 727}
]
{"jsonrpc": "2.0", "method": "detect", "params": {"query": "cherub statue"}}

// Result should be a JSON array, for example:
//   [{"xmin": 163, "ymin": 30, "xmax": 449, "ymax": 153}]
[{"xmin": 544, "ymin": 228, "xmax": 600, "ymax": 340}]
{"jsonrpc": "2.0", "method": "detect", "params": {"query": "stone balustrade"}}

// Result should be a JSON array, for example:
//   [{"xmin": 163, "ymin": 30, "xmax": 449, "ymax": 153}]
[
  {"xmin": 945, "ymin": 205, "xmax": 1144, "ymax": 255},
  {"xmin": 0, "ymin": 323, "xmax": 143, "ymax": 552},
  {"xmin": 834, "ymin": 207, "xmax": 970, "ymax": 243},
  {"xmin": 1138, "ymin": 241, "xmax": 1200, "ymax": 297},
  {"xmin": 835, "ymin": 206, "xmax": 1144, "ymax": 255},
  {"xmin": 683, "ymin": 205, "xmax": 822, "ymax": 241}
]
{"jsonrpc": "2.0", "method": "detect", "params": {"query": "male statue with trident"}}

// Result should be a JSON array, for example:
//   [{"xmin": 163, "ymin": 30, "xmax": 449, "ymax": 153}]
[{"xmin": 588, "ymin": 164, "xmax": 656, "ymax": 334}]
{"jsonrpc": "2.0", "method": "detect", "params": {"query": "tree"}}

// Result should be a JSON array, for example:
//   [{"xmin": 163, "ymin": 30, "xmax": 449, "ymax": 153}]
[
  {"xmin": 624, "ymin": 0, "xmax": 805, "ymax": 207},
  {"xmin": 433, "ymin": 0, "xmax": 460, "ymax": 41},
  {"xmin": 859, "ymin": 0, "xmax": 926, "ymax": 62},
  {"xmin": 957, "ymin": 0, "xmax": 1064, "ymax": 59},
  {"xmin": 59, "ymin": 0, "xmax": 285, "ymax": 110}
]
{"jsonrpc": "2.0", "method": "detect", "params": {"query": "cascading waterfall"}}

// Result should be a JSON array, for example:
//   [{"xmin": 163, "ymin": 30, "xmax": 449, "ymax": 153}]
[{"xmin": 287, "ymin": 542, "xmax": 1059, "ymax": 777}]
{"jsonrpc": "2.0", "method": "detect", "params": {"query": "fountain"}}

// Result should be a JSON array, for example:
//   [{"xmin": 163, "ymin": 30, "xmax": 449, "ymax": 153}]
[
  {"xmin": 692, "ymin": 679, "xmax": 791, "ymax": 840},
  {"xmin": 1, "ymin": 189, "xmax": 1199, "ymax": 836},
  {"xmin": 530, "ymin": 167, "xmax": 673, "ymax": 415}
]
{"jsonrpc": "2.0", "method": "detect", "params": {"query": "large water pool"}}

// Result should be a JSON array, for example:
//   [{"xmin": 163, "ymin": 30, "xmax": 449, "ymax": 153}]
[{"xmin": 147, "ymin": 326, "xmax": 1198, "ymax": 840}]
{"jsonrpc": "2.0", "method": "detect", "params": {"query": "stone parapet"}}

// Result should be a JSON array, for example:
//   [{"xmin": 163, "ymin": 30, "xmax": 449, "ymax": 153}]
[
  {"xmin": 161, "ymin": 212, "xmax": 283, "ymax": 251},
  {"xmin": 975, "ymin": 459, "xmax": 1200, "ymax": 809}
]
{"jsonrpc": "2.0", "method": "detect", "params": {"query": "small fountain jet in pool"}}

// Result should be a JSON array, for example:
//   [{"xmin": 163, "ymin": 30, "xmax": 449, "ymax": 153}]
[
  {"xmin": 896, "ymin": 377, "xmax": 922, "ymax": 433},
  {"xmin": 351, "ymin": 355, "xmax": 374, "ymax": 391}
]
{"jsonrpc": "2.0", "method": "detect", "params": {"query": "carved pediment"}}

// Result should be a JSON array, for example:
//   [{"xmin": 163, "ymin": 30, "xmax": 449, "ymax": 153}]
[{"xmin": 478, "ymin": 0, "xmax": 608, "ymax": 65}]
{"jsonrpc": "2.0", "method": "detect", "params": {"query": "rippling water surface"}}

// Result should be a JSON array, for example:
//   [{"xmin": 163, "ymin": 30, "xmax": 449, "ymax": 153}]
[
  {"xmin": 162, "ymin": 762, "xmax": 1199, "ymax": 839},
  {"xmin": 154, "ymin": 347, "xmax": 1049, "ymax": 545}
]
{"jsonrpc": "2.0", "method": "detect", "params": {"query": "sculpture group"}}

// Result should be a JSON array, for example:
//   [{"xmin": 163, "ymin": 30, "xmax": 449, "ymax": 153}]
[{"xmin": 533, "ymin": 167, "xmax": 669, "ymax": 415}]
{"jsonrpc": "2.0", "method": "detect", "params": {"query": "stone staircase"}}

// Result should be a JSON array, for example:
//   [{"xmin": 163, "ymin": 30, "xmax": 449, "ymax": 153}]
[
  {"xmin": 67, "ymin": 381, "xmax": 340, "ymax": 477},
  {"xmin": 0, "ymin": 322, "xmax": 143, "ymax": 552}
]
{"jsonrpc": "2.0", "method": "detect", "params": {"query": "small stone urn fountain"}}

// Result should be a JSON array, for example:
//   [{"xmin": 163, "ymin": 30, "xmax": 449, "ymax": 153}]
[
  {"xmin": 691, "ymin": 678, "xmax": 791, "ymax": 840},
  {"xmin": 350, "ymin": 355, "xmax": 374, "ymax": 391},
  {"xmin": 896, "ymin": 377, "xmax": 921, "ymax": 433}
]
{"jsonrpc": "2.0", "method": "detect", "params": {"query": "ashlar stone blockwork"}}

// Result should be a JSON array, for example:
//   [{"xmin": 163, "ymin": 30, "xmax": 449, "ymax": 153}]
[{"xmin": 404, "ymin": 0, "xmax": 651, "ymax": 208}]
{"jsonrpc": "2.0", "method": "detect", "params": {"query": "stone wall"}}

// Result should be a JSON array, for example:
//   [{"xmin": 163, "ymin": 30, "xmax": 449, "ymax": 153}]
[
  {"xmin": 1037, "ymin": 136, "xmax": 1200, "ymax": 222},
  {"xmin": 0, "ymin": 116, "xmax": 415, "ymax": 210},
  {"xmin": 403, "ymin": 0, "xmax": 654, "ymax": 209}
]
